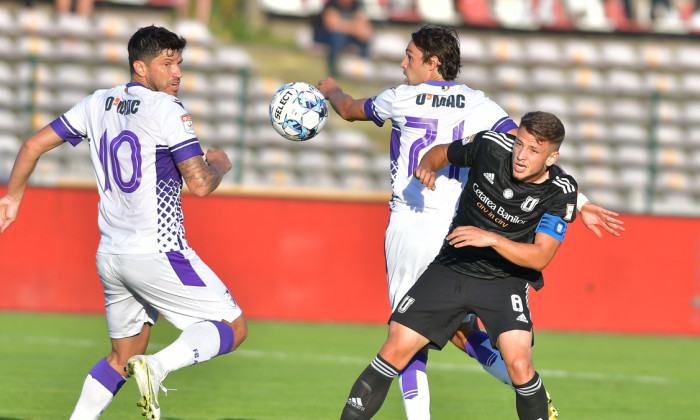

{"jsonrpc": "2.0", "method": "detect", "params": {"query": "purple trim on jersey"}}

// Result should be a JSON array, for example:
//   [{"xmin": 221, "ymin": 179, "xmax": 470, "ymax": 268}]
[
  {"xmin": 170, "ymin": 138, "xmax": 203, "ymax": 164},
  {"xmin": 449, "ymin": 122, "xmax": 465, "ymax": 179},
  {"xmin": 166, "ymin": 251, "xmax": 206, "ymax": 286},
  {"xmin": 400, "ymin": 352, "xmax": 427, "ymax": 400},
  {"xmin": 364, "ymin": 97, "xmax": 385, "ymax": 127},
  {"xmin": 209, "ymin": 320, "xmax": 235, "ymax": 356},
  {"xmin": 424, "ymin": 80, "xmax": 457, "ymax": 87},
  {"xmin": 156, "ymin": 146, "xmax": 186, "ymax": 251},
  {"xmin": 491, "ymin": 117, "xmax": 517, "ymax": 133},
  {"xmin": 156, "ymin": 146, "xmax": 181, "ymax": 185},
  {"xmin": 89, "ymin": 358, "xmax": 126, "ymax": 395},
  {"xmin": 389, "ymin": 125, "xmax": 401, "ymax": 184},
  {"xmin": 126, "ymin": 82, "xmax": 148, "ymax": 89},
  {"xmin": 50, "ymin": 116, "xmax": 84, "ymax": 146},
  {"xmin": 453, "ymin": 120, "xmax": 465, "ymax": 140}
]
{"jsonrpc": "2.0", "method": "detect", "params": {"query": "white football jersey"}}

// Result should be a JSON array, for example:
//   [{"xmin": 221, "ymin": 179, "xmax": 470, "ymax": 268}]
[
  {"xmin": 50, "ymin": 82, "xmax": 203, "ymax": 254},
  {"xmin": 365, "ymin": 80, "xmax": 515, "ymax": 217}
]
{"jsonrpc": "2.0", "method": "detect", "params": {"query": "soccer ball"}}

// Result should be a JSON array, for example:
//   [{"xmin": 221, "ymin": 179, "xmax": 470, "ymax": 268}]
[{"xmin": 269, "ymin": 82, "xmax": 328, "ymax": 141}]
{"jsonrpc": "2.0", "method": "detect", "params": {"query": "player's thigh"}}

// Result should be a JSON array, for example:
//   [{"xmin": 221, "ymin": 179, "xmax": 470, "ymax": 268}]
[
  {"xmin": 385, "ymin": 210, "xmax": 451, "ymax": 310},
  {"xmin": 98, "ymin": 253, "xmax": 159, "ymax": 339},
  {"xmin": 390, "ymin": 262, "xmax": 471, "ymax": 350},
  {"xmin": 119, "ymin": 250, "xmax": 243, "ymax": 331},
  {"xmin": 468, "ymin": 277, "xmax": 533, "ymax": 349},
  {"xmin": 495, "ymin": 329, "xmax": 534, "ymax": 366}
]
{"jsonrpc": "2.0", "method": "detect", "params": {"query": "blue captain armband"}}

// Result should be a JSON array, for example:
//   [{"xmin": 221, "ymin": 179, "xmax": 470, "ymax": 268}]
[{"xmin": 535, "ymin": 213, "xmax": 568, "ymax": 242}]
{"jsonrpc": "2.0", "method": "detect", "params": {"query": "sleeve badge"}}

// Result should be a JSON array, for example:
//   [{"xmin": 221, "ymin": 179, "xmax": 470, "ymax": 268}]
[{"xmin": 181, "ymin": 113, "xmax": 195, "ymax": 135}]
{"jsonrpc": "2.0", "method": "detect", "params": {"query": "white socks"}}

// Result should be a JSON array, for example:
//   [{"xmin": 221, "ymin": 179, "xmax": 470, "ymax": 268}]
[
  {"xmin": 70, "ymin": 322, "xmax": 234, "ymax": 419},
  {"xmin": 399, "ymin": 352, "xmax": 431, "ymax": 419},
  {"xmin": 150, "ymin": 320, "xmax": 234, "ymax": 378},
  {"xmin": 465, "ymin": 330, "xmax": 512, "ymax": 385},
  {"xmin": 70, "ymin": 358, "xmax": 125, "ymax": 420}
]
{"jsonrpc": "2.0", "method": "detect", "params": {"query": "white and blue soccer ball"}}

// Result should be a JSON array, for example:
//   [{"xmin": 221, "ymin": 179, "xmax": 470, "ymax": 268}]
[{"xmin": 269, "ymin": 81, "xmax": 328, "ymax": 141}]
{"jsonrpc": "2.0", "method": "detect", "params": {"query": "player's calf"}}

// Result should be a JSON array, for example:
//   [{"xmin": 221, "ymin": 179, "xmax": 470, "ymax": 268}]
[
  {"xmin": 341, "ymin": 355, "xmax": 399, "ymax": 419},
  {"xmin": 513, "ymin": 372, "xmax": 549, "ymax": 420}
]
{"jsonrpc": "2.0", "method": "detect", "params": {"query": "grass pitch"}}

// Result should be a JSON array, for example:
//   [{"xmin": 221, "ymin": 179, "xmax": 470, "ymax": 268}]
[{"xmin": 0, "ymin": 312, "xmax": 697, "ymax": 419}]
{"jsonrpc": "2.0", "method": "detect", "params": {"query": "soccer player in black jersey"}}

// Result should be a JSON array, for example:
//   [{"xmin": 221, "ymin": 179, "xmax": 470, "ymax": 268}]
[{"xmin": 340, "ymin": 112, "xmax": 579, "ymax": 420}]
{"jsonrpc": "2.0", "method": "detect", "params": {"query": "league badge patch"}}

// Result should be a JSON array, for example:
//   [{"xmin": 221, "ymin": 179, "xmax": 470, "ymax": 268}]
[{"xmin": 181, "ymin": 113, "xmax": 195, "ymax": 134}]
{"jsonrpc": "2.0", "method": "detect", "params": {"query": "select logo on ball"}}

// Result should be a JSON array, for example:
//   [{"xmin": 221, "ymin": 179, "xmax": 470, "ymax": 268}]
[{"xmin": 269, "ymin": 81, "xmax": 328, "ymax": 142}]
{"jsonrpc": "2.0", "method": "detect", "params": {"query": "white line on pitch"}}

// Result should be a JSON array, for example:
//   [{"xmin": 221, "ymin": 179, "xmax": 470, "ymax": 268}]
[
  {"xmin": 231, "ymin": 349, "xmax": 670, "ymax": 385},
  {"xmin": 1, "ymin": 335, "xmax": 670, "ymax": 385}
]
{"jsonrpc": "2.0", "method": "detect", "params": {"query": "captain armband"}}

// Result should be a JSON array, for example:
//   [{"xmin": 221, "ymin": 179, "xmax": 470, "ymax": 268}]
[{"xmin": 535, "ymin": 214, "xmax": 568, "ymax": 242}]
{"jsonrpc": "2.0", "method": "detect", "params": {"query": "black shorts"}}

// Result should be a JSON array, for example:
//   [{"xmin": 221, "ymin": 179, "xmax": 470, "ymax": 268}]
[{"xmin": 391, "ymin": 261, "xmax": 534, "ymax": 350}]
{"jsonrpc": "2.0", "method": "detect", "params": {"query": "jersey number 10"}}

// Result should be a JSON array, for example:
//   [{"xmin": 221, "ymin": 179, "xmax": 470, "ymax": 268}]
[{"xmin": 97, "ymin": 130, "xmax": 143, "ymax": 193}]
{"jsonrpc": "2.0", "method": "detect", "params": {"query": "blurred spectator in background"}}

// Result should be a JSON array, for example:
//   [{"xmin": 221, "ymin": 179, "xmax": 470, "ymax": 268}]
[
  {"xmin": 691, "ymin": 0, "xmax": 700, "ymax": 30},
  {"xmin": 175, "ymin": 0, "xmax": 212, "ymax": 42},
  {"xmin": 650, "ymin": 0, "xmax": 672, "ymax": 20},
  {"xmin": 177, "ymin": 0, "xmax": 212, "ymax": 26},
  {"xmin": 55, "ymin": 0, "xmax": 94, "ymax": 18},
  {"xmin": 313, "ymin": 0, "xmax": 373, "ymax": 77},
  {"xmin": 622, "ymin": 0, "xmax": 635, "ymax": 19},
  {"xmin": 55, "ymin": 0, "xmax": 95, "ymax": 34},
  {"xmin": 648, "ymin": 0, "xmax": 684, "ymax": 32}
]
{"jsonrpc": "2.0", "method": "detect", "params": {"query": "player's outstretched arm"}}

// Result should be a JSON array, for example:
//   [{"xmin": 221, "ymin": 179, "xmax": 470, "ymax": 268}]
[
  {"xmin": 316, "ymin": 78, "xmax": 369, "ymax": 122},
  {"xmin": 178, "ymin": 149, "xmax": 232, "ymax": 197},
  {"xmin": 576, "ymin": 193, "xmax": 625, "ymax": 238},
  {"xmin": 1, "ymin": 125, "xmax": 64, "ymax": 234},
  {"xmin": 579, "ymin": 201, "xmax": 626, "ymax": 238}
]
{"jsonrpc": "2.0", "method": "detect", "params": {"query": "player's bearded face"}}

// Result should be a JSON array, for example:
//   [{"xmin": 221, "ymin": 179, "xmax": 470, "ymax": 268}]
[
  {"xmin": 144, "ymin": 49, "xmax": 183, "ymax": 96},
  {"xmin": 512, "ymin": 127, "xmax": 559, "ymax": 184}
]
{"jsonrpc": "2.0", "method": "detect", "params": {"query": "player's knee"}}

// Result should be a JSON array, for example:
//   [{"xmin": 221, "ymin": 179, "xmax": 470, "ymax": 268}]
[
  {"xmin": 506, "ymin": 357, "xmax": 535, "ymax": 385},
  {"xmin": 378, "ymin": 344, "xmax": 416, "ymax": 371}
]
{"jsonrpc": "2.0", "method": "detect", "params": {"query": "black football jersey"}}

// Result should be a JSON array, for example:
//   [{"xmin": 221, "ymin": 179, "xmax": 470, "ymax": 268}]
[{"xmin": 436, "ymin": 130, "xmax": 578, "ymax": 289}]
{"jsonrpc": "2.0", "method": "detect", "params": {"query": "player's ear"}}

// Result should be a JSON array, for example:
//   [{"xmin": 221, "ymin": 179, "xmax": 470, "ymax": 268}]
[
  {"xmin": 133, "ymin": 60, "xmax": 147, "ymax": 76},
  {"xmin": 546, "ymin": 150, "xmax": 559, "ymax": 167},
  {"xmin": 428, "ymin": 55, "xmax": 440, "ymax": 71}
]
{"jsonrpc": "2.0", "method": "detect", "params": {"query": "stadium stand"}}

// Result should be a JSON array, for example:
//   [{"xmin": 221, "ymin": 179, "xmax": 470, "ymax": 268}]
[{"xmin": 1, "ymin": 0, "xmax": 699, "ymax": 214}]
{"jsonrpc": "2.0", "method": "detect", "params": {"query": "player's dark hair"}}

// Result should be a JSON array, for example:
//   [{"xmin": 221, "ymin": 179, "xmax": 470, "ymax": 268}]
[
  {"xmin": 411, "ymin": 25, "xmax": 461, "ymax": 81},
  {"xmin": 519, "ymin": 111, "xmax": 565, "ymax": 148},
  {"xmin": 128, "ymin": 25, "xmax": 187, "ymax": 75}
]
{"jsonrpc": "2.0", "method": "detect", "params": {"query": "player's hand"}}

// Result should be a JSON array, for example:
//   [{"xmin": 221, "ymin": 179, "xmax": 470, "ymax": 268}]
[
  {"xmin": 446, "ymin": 226, "xmax": 496, "ymax": 248},
  {"xmin": 205, "ymin": 149, "xmax": 232, "ymax": 174},
  {"xmin": 579, "ymin": 202, "xmax": 626, "ymax": 238},
  {"xmin": 413, "ymin": 166, "xmax": 437, "ymax": 190},
  {"xmin": 316, "ymin": 77, "xmax": 340, "ymax": 97},
  {"xmin": 0, "ymin": 195, "xmax": 19, "ymax": 234}
]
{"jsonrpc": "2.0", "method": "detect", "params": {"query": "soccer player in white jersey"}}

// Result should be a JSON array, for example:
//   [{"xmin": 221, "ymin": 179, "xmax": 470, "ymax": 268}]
[
  {"xmin": 0, "ymin": 26, "xmax": 247, "ymax": 419},
  {"xmin": 318, "ymin": 25, "xmax": 624, "ymax": 419}
]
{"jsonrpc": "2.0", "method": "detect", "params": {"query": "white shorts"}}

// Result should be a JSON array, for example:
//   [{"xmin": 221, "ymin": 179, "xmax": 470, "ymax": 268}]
[
  {"xmin": 96, "ymin": 249, "xmax": 243, "ymax": 339},
  {"xmin": 384, "ymin": 209, "xmax": 453, "ymax": 311}
]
